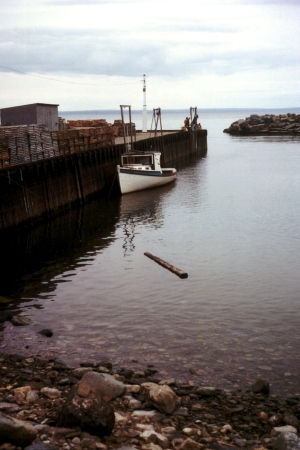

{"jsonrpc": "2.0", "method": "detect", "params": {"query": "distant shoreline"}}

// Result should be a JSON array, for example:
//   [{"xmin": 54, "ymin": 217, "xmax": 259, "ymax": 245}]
[{"xmin": 60, "ymin": 107, "xmax": 300, "ymax": 114}]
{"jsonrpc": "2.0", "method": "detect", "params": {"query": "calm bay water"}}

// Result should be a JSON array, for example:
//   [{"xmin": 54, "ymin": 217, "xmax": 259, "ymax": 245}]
[{"xmin": 1, "ymin": 108, "xmax": 300, "ymax": 396}]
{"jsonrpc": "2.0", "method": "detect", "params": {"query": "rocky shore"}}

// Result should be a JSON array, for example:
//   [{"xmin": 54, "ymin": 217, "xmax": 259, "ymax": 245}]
[
  {"xmin": 1, "ymin": 353, "xmax": 300, "ymax": 450},
  {"xmin": 223, "ymin": 113, "xmax": 300, "ymax": 135}
]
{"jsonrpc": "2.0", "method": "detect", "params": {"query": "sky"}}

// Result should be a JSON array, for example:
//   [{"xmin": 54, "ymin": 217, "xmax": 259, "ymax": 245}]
[{"xmin": 0, "ymin": 0, "xmax": 299, "ymax": 111}]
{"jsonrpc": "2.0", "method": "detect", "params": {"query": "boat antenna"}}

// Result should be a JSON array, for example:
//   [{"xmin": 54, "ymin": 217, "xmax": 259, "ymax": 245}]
[{"xmin": 142, "ymin": 74, "xmax": 147, "ymax": 133}]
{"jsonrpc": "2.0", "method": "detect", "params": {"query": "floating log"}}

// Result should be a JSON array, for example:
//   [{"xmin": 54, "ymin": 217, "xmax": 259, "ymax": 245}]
[{"xmin": 144, "ymin": 252, "xmax": 188, "ymax": 279}]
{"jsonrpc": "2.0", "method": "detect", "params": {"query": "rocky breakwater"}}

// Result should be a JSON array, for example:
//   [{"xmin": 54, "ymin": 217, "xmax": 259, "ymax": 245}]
[
  {"xmin": 1, "ymin": 354, "xmax": 300, "ymax": 450},
  {"xmin": 223, "ymin": 113, "xmax": 300, "ymax": 136}
]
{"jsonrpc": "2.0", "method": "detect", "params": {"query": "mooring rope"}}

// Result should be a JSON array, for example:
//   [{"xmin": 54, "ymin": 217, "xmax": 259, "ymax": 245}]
[
  {"xmin": 0, "ymin": 172, "xmax": 43, "ymax": 199},
  {"xmin": 108, "ymin": 170, "xmax": 118, "ymax": 199}
]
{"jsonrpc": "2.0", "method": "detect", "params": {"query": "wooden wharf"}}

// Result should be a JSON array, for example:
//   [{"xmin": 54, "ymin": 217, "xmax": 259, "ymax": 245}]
[{"xmin": 0, "ymin": 130, "xmax": 207, "ymax": 230}]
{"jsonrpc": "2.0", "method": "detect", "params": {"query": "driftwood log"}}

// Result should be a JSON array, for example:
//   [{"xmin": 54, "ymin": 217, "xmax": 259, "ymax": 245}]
[{"xmin": 144, "ymin": 252, "xmax": 188, "ymax": 279}]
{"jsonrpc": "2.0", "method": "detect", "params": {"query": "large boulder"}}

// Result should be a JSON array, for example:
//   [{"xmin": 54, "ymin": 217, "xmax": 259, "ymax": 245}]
[
  {"xmin": 57, "ymin": 383, "xmax": 115, "ymax": 437},
  {"xmin": 0, "ymin": 411, "xmax": 38, "ymax": 446},
  {"xmin": 79, "ymin": 371, "xmax": 126, "ymax": 401},
  {"xmin": 273, "ymin": 431, "xmax": 300, "ymax": 450},
  {"xmin": 140, "ymin": 382, "xmax": 178, "ymax": 414}
]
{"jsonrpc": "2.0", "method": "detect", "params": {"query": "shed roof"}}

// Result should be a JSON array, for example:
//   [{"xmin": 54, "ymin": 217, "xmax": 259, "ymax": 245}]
[{"xmin": 1, "ymin": 103, "xmax": 59, "ymax": 111}]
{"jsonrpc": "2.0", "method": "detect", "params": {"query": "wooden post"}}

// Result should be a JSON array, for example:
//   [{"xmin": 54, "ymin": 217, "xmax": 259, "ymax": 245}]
[{"xmin": 144, "ymin": 252, "xmax": 188, "ymax": 279}]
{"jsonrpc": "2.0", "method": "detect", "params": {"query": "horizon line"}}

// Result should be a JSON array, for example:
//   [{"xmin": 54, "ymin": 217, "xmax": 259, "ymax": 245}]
[{"xmin": 60, "ymin": 107, "xmax": 300, "ymax": 113}]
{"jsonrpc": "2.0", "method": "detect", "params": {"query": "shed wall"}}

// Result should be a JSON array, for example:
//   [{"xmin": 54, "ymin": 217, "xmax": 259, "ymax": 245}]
[
  {"xmin": 1, "ymin": 104, "xmax": 37, "ymax": 126},
  {"xmin": 1, "ymin": 104, "xmax": 58, "ymax": 131},
  {"xmin": 36, "ymin": 104, "xmax": 58, "ymax": 131}
]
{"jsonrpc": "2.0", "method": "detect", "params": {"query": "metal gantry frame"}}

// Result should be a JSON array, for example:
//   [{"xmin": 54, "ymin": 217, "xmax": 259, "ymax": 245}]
[
  {"xmin": 150, "ymin": 107, "xmax": 163, "ymax": 139},
  {"xmin": 190, "ymin": 106, "xmax": 198, "ymax": 149},
  {"xmin": 120, "ymin": 105, "xmax": 136, "ymax": 153},
  {"xmin": 190, "ymin": 107, "xmax": 198, "ymax": 129}
]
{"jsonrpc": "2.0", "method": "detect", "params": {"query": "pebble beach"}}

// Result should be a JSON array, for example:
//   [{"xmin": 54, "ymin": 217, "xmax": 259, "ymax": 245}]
[{"xmin": 1, "ymin": 352, "xmax": 300, "ymax": 450}]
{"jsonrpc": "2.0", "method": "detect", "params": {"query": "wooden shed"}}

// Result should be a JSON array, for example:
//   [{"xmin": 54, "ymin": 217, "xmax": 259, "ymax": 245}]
[{"xmin": 0, "ymin": 103, "xmax": 59, "ymax": 131}]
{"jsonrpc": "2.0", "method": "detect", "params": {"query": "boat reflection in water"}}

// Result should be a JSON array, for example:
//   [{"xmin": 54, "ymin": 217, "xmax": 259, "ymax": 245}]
[
  {"xmin": 119, "ymin": 184, "xmax": 174, "ymax": 255},
  {"xmin": 0, "ymin": 197, "xmax": 121, "ymax": 310}
]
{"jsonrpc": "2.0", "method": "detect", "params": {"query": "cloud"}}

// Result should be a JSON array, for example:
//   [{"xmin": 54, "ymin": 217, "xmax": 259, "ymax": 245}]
[
  {"xmin": 0, "ymin": 0, "xmax": 299, "ymax": 109},
  {"xmin": 0, "ymin": 22, "xmax": 298, "ymax": 82},
  {"xmin": 43, "ymin": 0, "xmax": 152, "ymax": 5},
  {"xmin": 243, "ymin": 0, "xmax": 300, "ymax": 3}
]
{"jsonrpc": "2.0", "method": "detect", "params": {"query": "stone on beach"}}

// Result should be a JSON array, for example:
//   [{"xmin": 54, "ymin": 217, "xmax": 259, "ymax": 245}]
[
  {"xmin": 11, "ymin": 316, "xmax": 32, "ymax": 326},
  {"xmin": 78, "ymin": 371, "xmax": 126, "ymax": 401},
  {"xmin": 24, "ymin": 443, "xmax": 58, "ymax": 450},
  {"xmin": 178, "ymin": 437, "xmax": 205, "ymax": 450},
  {"xmin": 0, "ymin": 411, "xmax": 38, "ymax": 445},
  {"xmin": 142, "ymin": 444, "xmax": 163, "ymax": 450},
  {"xmin": 284, "ymin": 414, "xmax": 299, "ymax": 428},
  {"xmin": 132, "ymin": 410, "xmax": 165, "ymax": 421},
  {"xmin": 252, "ymin": 378, "xmax": 270, "ymax": 395},
  {"xmin": 40, "ymin": 387, "xmax": 61, "ymax": 399},
  {"xmin": 271, "ymin": 425, "xmax": 298, "ymax": 436},
  {"xmin": 139, "ymin": 429, "xmax": 169, "ymax": 448},
  {"xmin": 140, "ymin": 382, "xmax": 178, "ymax": 414},
  {"xmin": 0, "ymin": 402, "xmax": 21, "ymax": 412},
  {"xmin": 125, "ymin": 384, "xmax": 141, "ymax": 393},
  {"xmin": 56, "ymin": 384, "xmax": 115, "ymax": 437},
  {"xmin": 273, "ymin": 431, "xmax": 300, "ymax": 450},
  {"xmin": 72, "ymin": 367, "xmax": 93, "ymax": 379},
  {"xmin": 1, "ymin": 352, "xmax": 300, "ymax": 450},
  {"xmin": 197, "ymin": 387, "xmax": 220, "ymax": 397},
  {"xmin": 38, "ymin": 329, "xmax": 53, "ymax": 337},
  {"xmin": 115, "ymin": 447, "xmax": 138, "ymax": 450},
  {"xmin": 14, "ymin": 385, "xmax": 32, "ymax": 404}
]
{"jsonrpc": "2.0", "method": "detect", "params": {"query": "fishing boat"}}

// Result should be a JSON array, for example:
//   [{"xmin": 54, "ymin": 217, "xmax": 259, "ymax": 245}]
[
  {"xmin": 117, "ymin": 106, "xmax": 177, "ymax": 195},
  {"xmin": 117, "ymin": 150, "xmax": 177, "ymax": 194}
]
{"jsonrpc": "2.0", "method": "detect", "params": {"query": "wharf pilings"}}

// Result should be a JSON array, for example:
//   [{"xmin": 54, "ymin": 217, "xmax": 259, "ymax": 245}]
[{"xmin": 0, "ymin": 130, "xmax": 207, "ymax": 230}]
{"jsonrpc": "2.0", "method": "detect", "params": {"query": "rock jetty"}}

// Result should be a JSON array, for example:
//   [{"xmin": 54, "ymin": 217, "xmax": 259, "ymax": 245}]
[
  {"xmin": 223, "ymin": 113, "xmax": 300, "ymax": 135},
  {"xmin": 1, "ymin": 354, "xmax": 300, "ymax": 450}
]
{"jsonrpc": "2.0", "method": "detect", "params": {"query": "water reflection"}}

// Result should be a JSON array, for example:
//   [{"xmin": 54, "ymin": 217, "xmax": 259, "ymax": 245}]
[
  {"xmin": 231, "ymin": 135, "xmax": 300, "ymax": 143},
  {"xmin": 1, "ymin": 143, "xmax": 300, "ymax": 397},
  {"xmin": 0, "ymin": 198, "xmax": 121, "ymax": 307},
  {"xmin": 119, "ymin": 187, "xmax": 172, "ymax": 255}
]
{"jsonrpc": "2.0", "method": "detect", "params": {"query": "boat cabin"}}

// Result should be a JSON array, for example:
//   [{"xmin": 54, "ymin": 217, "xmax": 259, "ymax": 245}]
[{"xmin": 121, "ymin": 152, "xmax": 162, "ymax": 172}]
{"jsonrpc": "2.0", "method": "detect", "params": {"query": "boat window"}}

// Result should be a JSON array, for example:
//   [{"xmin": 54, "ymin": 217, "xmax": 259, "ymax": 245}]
[{"xmin": 122, "ymin": 155, "xmax": 153, "ymax": 165}]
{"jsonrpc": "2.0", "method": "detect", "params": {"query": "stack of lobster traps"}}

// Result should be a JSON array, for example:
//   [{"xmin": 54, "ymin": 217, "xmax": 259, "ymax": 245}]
[
  {"xmin": 0, "ymin": 118, "xmax": 136, "ymax": 169},
  {"xmin": 0, "ymin": 125, "xmax": 59, "ymax": 169},
  {"xmin": 50, "ymin": 124, "xmax": 115, "ymax": 156}
]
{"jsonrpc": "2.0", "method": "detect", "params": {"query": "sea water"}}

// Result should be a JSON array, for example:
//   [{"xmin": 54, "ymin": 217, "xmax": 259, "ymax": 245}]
[{"xmin": 1, "ymin": 108, "xmax": 300, "ymax": 396}]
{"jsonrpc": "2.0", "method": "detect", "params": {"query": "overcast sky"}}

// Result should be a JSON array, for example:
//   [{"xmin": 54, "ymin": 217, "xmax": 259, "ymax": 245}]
[{"xmin": 0, "ymin": 0, "xmax": 299, "ymax": 110}]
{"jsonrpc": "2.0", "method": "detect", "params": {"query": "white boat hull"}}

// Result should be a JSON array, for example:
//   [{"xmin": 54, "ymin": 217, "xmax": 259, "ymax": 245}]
[{"xmin": 117, "ymin": 166, "xmax": 177, "ymax": 194}]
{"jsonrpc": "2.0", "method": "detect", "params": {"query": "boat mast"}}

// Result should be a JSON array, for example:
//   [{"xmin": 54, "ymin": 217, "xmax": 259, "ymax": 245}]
[{"xmin": 142, "ymin": 74, "xmax": 147, "ymax": 133}]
